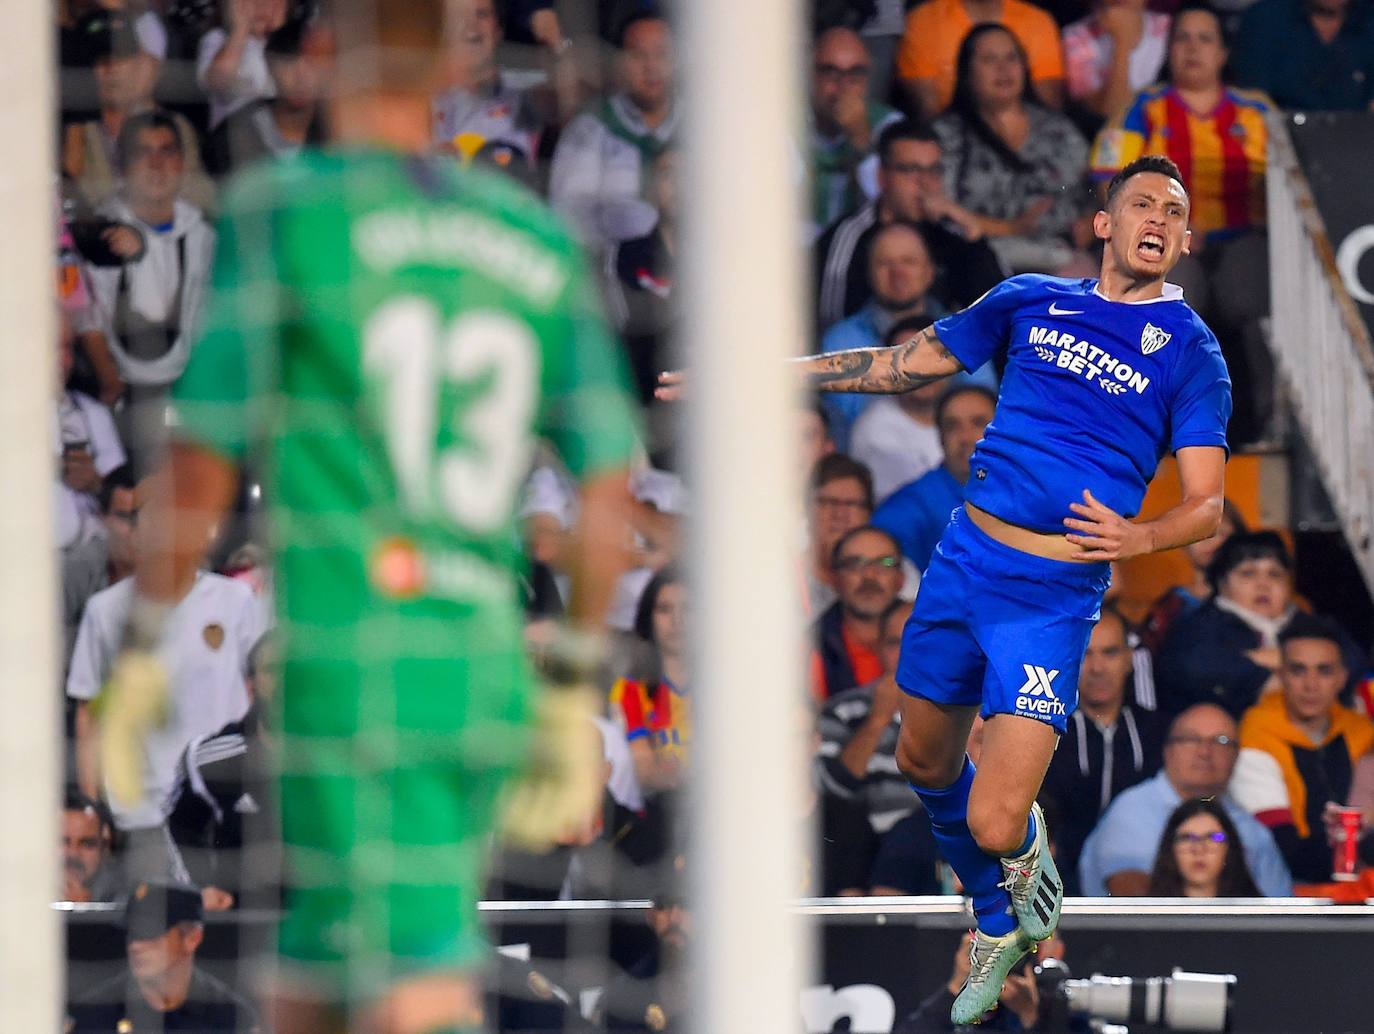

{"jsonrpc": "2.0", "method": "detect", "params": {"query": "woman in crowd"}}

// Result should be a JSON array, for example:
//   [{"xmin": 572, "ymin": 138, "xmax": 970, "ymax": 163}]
[
  {"xmin": 610, "ymin": 567, "xmax": 690, "ymax": 793},
  {"xmin": 1156, "ymin": 531, "xmax": 1295, "ymax": 719},
  {"xmin": 1148, "ymin": 797, "xmax": 1261, "ymax": 898},
  {"xmin": 932, "ymin": 24, "xmax": 1096, "ymax": 276},
  {"xmin": 1141, "ymin": 498, "xmax": 1247, "ymax": 654},
  {"xmin": 1156, "ymin": 531, "xmax": 1365, "ymax": 719}
]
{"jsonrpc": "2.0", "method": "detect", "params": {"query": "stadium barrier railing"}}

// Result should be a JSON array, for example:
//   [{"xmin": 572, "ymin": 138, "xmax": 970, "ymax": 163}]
[
  {"xmin": 62, "ymin": 897, "xmax": 1374, "ymax": 1032},
  {"xmin": 1266, "ymin": 112, "xmax": 1374, "ymax": 591}
]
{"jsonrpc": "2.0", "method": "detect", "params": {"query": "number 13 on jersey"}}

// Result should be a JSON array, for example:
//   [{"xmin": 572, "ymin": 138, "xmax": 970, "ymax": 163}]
[{"xmin": 363, "ymin": 296, "xmax": 538, "ymax": 535}]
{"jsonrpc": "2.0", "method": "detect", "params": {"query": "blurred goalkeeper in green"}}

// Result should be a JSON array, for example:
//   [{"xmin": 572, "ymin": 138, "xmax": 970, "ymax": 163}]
[{"xmin": 95, "ymin": 2, "xmax": 640, "ymax": 1031}]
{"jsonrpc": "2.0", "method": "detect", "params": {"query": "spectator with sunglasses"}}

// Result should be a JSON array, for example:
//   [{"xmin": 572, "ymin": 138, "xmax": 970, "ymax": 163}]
[
  {"xmin": 809, "ymin": 526, "xmax": 906, "ymax": 701},
  {"xmin": 1147, "ymin": 797, "xmax": 1261, "ymax": 898},
  {"xmin": 1078, "ymin": 703, "xmax": 1291, "ymax": 896}
]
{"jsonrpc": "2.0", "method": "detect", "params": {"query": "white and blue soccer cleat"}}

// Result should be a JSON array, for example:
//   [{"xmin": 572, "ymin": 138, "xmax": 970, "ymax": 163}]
[
  {"xmin": 950, "ymin": 925, "xmax": 1036, "ymax": 1026},
  {"xmin": 998, "ymin": 801, "xmax": 1063, "ymax": 942}
]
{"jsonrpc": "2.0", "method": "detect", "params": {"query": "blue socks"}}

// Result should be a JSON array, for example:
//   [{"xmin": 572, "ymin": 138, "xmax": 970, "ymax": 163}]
[{"xmin": 911, "ymin": 756, "xmax": 1036, "ymax": 937}]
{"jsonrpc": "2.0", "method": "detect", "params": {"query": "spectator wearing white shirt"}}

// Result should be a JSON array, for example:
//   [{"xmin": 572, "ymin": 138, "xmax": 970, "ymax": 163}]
[
  {"xmin": 69, "ymin": 571, "xmax": 268, "ymax": 878},
  {"xmin": 84, "ymin": 111, "xmax": 216, "ymax": 465},
  {"xmin": 850, "ymin": 315, "xmax": 944, "ymax": 503},
  {"xmin": 62, "ymin": 8, "xmax": 216, "ymax": 213},
  {"xmin": 195, "ymin": 0, "xmax": 287, "ymax": 130},
  {"xmin": 549, "ymin": 13, "xmax": 677, "ymax": 250}
]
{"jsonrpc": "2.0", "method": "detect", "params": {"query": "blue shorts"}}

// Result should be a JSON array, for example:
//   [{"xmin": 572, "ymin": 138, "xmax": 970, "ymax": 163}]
[{"xmin": 896, "ymin": 506, "xmax": 1111, "ymax": 734}]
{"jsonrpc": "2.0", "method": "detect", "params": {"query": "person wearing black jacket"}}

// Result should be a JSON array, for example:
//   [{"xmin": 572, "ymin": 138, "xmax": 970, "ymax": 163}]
[
  {"xmin": 66, "ymin": 882, "xmax": 260, "ymax": 1033},
  {"xmin": 1041, "ymin": 608, "xmax": 1163, "ymax": 892},
  {"xmin": 166, "ymin": 636, "xmax": 274, "ymax": 911},
  {"xmin": 814, "ymin": 119, "xmax": 1003, "ymax": 332},
  {"xmin": 1156, "ymin": 532, "xmax": 1365, "ymax": 720}
]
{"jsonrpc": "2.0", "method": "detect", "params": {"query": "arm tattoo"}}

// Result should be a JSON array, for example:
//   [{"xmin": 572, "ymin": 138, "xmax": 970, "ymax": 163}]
[
  {"xmin": 797, "ymin": 326, "xmax": 960, "ymax": 395},
  {"xmin": 809, "ymin": 350, "xmax": 876, "ymax": 386}
]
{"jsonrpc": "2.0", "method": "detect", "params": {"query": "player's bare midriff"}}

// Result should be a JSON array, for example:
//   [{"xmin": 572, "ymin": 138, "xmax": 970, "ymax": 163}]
[{"xmin": 965, "ymin": 502, "xmax": 1093, "ymax": 564}]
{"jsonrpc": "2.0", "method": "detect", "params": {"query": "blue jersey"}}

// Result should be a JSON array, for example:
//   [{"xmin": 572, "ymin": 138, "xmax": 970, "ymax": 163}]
[{"xmin": 933, "ymin": 275, "xmax": 1231, "ymax": 533}]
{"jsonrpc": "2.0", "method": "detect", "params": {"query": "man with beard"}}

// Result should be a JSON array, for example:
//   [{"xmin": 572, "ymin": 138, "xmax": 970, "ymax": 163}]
[
  {"xmin": 549, "ymin": 12, "xmax": 676, "ymax": 249},
  {"xmin": 819, "ymin": 221, "xmax": 940, "ymax": 449},
  {"xmin": 66, "ymin": 882, "xmax": 260, "ymax": 1032},
  {"xmin": 810, "ymin": 527, "xmax": 905, "ymax": 700},
  {"xmin": 62, "ymin": 790, "xmax": 124, "ymax": 903},
  {"xmin": 597, "ymin": 891, "xmax": 688, "ymax": 1032},
  {"xmin": 1041, "ymin": 607, "xmax": 1164, "ymax": 891},
  {"xmin": 872, "ymin": 384, "xmax": 995, "ymax": 572},
  {"xmin": 815, "ymin": 119, "xmax": 1001, "ymax": 331}
]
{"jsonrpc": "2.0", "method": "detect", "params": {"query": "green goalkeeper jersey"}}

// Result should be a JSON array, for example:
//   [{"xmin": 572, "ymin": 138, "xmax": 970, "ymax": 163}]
[{"xmin": 172, "ymin": 150, "xmax": 638, "ymax": 723}]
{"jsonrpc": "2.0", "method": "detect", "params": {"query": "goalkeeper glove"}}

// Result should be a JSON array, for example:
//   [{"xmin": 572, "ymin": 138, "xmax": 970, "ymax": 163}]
[
  {"xmin": 93, "ymin": 598, "xmax": 172, "ymax": 808},
  {"xmin": 500, "ymin": 629, "xmax": 605, "ymax": 852}
]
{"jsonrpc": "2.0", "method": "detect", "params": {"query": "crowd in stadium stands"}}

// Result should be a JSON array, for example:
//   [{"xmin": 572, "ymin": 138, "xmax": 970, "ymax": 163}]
[{"xmin": 50, "ymin": 0, "xmax": 1374, "ymax": 1022}]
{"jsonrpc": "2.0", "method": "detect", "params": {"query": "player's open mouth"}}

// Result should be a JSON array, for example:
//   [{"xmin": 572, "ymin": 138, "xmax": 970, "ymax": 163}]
[{"xmin": 1137, "ymin": 233, "xmax": 1165, "ymax": 259}]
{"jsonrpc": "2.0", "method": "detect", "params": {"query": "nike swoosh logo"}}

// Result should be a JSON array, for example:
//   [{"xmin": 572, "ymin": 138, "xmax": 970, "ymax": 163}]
[{"xmin": 1048, "ymin": 302, "xmax": 1085, "ymax": 315}]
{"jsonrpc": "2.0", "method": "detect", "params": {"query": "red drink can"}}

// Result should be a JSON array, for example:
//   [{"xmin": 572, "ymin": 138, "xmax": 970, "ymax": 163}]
[{"xmin": 1332, "ymin": 806, "xmax": 1363, "ymax": 882}]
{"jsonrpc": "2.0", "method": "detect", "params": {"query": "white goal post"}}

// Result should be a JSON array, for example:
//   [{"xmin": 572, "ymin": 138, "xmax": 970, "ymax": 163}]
[
  {"xmin": 683, "ymin": 0, "xmax": 810, "ymax": 1031},
  {"xmin": 0, "ymin": 1, "xmax": 61, "ymax": 1030}
]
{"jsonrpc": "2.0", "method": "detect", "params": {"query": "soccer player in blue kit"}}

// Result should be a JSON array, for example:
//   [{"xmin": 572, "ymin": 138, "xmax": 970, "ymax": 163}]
[{"xmin": 662, "ymin": 155, "xmax": 1232, "ymax": 1022}]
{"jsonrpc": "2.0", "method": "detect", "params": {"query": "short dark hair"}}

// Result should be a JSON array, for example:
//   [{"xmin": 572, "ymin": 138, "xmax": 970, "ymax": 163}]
[
  {"xmin": 810, "ymin": 453, "xmax": 875, "ymax": 511},
  {"xmin": 878, "ymin": 119, "xmax": 939, "ymax": 165},
  {"xmin": 1206, "ymin": 530, "xmax": 1292, "ymax": 592},
  {"xmin": 265, "ymin": 16, "xmax": 309, "ymax": 59},
  {"xmin": 115, "ymin": 109, "xmax": 182, "ymax": 171},
  {"xmin": 1168, "ymin": 2, "xmax": 1226, "ymax": 51},
  {"xmin": 884, "ymin": 313, "xmax": 936, "ymax": 348},
  {"xmin": 1096, "ymin": 602, "xmax": 1131, "ymax": 641},
  {"xmin": 615, "ymin": 9, "xmax": 667, "ymax": 49},
  {"xmin": 64, "ymin": 788, "xmax": 113, "ymax": 838},
  {"xmin": 831, "ymin": 525, "xmax": 902, "ymax": 570},
  {"xmin": 1278, "ymin": 613, "xmax": 1346, "ymax": 655},
  {"xmin": 1105, "ymin": 155, "xmax": 1187, "ymax": 209},
  {"xmin": 934, "ymin": 384, "xmax": 997, "ymax": 431},
  {"xmin": 98, "ymin": 463, "xmax": 136, "ymax": 514},
  {"xmin": 869, "ymin": 219, "xmax": 931, "ymax": 261}
]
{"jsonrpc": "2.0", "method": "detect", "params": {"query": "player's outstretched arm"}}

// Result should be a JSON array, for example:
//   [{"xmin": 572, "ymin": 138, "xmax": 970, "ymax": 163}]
[
  {"xmin": 1063, "ymin": 446, "xmax": 1225, "ymax": 562},
  {"xmin": 655, "ymin": 325, "xmax": 964, "ymax": 400}
]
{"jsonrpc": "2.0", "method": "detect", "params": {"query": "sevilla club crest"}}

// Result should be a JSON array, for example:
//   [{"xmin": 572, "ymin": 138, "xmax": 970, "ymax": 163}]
[{"xmin": 1141, "ymin": 322, "xmax": 1171, "ymax": 355}]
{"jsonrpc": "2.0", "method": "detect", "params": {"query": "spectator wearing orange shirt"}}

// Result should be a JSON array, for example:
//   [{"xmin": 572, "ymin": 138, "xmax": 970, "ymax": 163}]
[
  {"xmin": 611, "ymin": 567, "xmax": 690, "ymax": 793},
  {"xmin": 810, "ymin": 527, "xmax": 905, "ymax": 700},
  {"xmin": 1229, "ymin": 615, "xmax": 1374, "ymax": 883},
  {"xmin": 896, "ymin": 0, "xmax": 1067, "ymax": 120}
]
